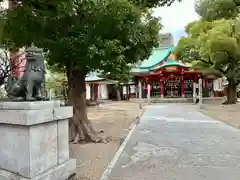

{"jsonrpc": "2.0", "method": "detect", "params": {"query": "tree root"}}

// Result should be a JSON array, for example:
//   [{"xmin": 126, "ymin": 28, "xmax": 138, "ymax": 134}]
[
  {"xmin": 69, "ymin": 118, "xmax": 112, "ymax": 144},
  {"xmin": 66, "ymin": 69, "xmax": 112, "ymax": 144},
  {"xmin": 71, "ymin": 133, "xmax": 112, "ymax": 144},
  {"xmin": 222, "ymin": 100, "xmax": 237, "ymax": 105}
]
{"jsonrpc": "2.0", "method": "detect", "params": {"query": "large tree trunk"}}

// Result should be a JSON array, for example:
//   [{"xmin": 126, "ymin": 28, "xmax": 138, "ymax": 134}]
[
  {"xmin": 66, "ymin": 66, "xmax": 110, "ymax": 143},
  {"xmin": 223, "ymin": 80, "xmax": 237, "ymax": 104}
]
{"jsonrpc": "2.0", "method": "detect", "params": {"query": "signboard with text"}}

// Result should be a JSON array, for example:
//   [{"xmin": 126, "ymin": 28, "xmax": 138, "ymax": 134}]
[{"xmin": 165, "ymin": 66, "xmax": 177, "ymax": 72}]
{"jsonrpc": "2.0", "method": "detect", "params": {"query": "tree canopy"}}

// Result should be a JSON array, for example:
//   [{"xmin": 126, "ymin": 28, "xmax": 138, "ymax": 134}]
[
  {"xmin": 0, "ymin": 0, "xmax": 181, "ymax": 9},
  {"xmin": 175, "ymin": 0, "xmax": 240, "ymax": 104},
  {"xmin": 196, "ymin": 0, "xmax": 240, "ymax": 20},
  {"xmin": 176, "ymin": 18, "xmax": 240, "ymax": 78},
  {"xmin": 101, "ymin": 65, "xmax": 132, "ymax": 84},
  {"xmin": 0, "ymin": 0, "xmax": 182, "ymax": 76},
  {"xmin": 1, "ymin": 0, "xmax": 161, "ymax": 74},
  {"xmin": 130, "ymin": 0, "xmax": 181, "ymax": 8}
]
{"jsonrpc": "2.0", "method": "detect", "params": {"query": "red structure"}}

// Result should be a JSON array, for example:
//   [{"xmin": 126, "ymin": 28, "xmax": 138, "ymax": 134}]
[
  {"xmin": 132, "ymin": 46, "xmax": 212, "ymax": 98},
  {"xmin": 10, "ymin": 48, "xmax": 26, "ymax": 78}
]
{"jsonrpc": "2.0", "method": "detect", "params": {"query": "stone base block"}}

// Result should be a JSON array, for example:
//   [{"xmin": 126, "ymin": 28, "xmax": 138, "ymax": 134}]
[
  {"xmin": 0, "ymin": 101, "xmax": 76, "ymax": 180},
  {"xmin": 0, "ymin": 159, "xmax": 76, "ymax": 180}
]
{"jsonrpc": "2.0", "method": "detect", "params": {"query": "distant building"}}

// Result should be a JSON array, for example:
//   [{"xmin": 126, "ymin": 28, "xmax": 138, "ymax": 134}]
[
  {"xmin": 159, "ymin": 33, "xmax": 174, "ymax": 47},
  {"xmin": 85, "ymin": 72, "xmax": 117, "ymax": 100}
]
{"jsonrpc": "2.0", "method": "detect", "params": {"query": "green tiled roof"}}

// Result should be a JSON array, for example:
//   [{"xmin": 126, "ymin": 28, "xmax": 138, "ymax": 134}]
[
  {"xmin": 150, "ymin": 60, "xmax": 188, "ymax": 71},
  {"xmin": 85, "ymin": 72, "xmax": 117, "ymax": 84},
  {"xmin": 132, "ymin": 46, "xmax": 191, "ymax": 74},
  {"xmin": 85, "ymin": 72, "xmax": 105, "ymax": 82},
  {"xmin": 132, "ymin": 46, "xmax": 174, "ymax": 74},
  {"xmin": 131, "ymin": 68, "xmax": 150, "ymax": 73},
  {"xmin": 138, "ymin": 46, "xmax": 173, "ymax": 69}
]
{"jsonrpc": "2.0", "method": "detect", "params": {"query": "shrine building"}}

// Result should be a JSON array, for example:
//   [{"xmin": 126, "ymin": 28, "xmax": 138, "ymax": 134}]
[{"xmin": 131, "ymin": 45, "xmax": 213, "ymax": 99}]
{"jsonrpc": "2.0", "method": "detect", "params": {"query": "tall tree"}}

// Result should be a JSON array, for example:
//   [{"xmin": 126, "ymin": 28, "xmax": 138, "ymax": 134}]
[
  {"xmin": 0, "ymin": 0, "xmax": 169, "ymax": 143},
  {"xmin": 175, "ymin": 18, "xmax": 240, "ymax": 104}
]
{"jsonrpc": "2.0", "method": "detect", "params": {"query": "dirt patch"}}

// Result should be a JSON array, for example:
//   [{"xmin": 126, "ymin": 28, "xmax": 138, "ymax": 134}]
[
  {"xmin": 201, "ymin": 101, "xmax": 240, "ymax": 129},
  {"xmin": 70, "ymin": 101, "xmax": 141, "ymax": 180}
]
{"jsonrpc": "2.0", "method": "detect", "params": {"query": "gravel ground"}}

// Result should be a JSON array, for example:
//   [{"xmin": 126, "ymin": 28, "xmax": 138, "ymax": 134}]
[
  {"xmin": 70, "ymin": 101, "xmax": 141, "ymax": 180},
  {"xmin": 201, "ymin": 100, "xmax": 240, "ymax": 130},
  {"xmin": 70, "ymin": 100, "xmax": 240, "ymax": 180}
]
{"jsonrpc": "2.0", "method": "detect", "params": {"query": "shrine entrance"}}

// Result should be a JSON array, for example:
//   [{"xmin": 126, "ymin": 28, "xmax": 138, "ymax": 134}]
[{"xmin": 164, "ymin": 76, "xmax": 181, "ymax": 98}]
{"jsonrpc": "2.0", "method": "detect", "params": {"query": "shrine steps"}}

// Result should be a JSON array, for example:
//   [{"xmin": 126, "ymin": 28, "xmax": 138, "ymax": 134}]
[
  {"xmin": 130, "ymin": 98, "xmax": 194, "ymax": 103},
  {"xmin": 130, "ymin": 97, "xmax": 225, "ymax": 104}
]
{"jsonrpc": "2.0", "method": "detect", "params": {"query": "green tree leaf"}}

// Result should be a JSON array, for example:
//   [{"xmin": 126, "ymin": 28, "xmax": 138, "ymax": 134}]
[{"xmin": 196, "ymin": 0, "xmax": 240, "ymax": 20}]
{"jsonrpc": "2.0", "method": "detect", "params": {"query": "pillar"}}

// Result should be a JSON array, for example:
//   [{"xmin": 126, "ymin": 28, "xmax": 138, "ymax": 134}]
[
  {"xmin": 91, "ymin": 84, "xmax": 95, "ymax": 100},
  {"xmin": 199, "ymin": 78, "xmax": 203, "ymax": 106},
  {"xmin": 193, "ymin": 82, "xmax": 197, "ymax": 103},
  {"xmin": 135, "ymin": 85, "xmax": 138, "ymax": 98},
  {"xmin": 128, "ymin": 85, "xmax": 131, "ymax": 99},
  {"xmin": 138, "ymin": 80, "xmax": 142, "ymax": 99},
  {"xmin": 123, "ymin": 85, "xmax": 127, "ymax": 99},
  {"xmin": 160, "ymin": 79, "xmax": 164, "ymax": 98},
  {"xmin": 147, "ymin": 83, "xmax": 151, "ymax": 104},
  {"xmin": 181, "ymin": 77, "xmax": 185, "ymax": 97},
  {"xmin": 204, "ymin": 79, "xmax": 207, "ymax": 88},
  {"xmin": 49, "ymin": 89, "xmax": 53, "ymax": 100},
  {"xmin": 97, "ymin": 84, "xmax": 101, "ymax": 104}
]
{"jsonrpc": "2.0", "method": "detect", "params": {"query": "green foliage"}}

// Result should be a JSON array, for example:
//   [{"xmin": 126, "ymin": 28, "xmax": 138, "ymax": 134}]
[
  {"xmin": 0, "ymin": 0, "xmax": 73, "ymax": 48},
  {"xmin": 1, "ymin": 0, "xmax": 161, "ymax": 76},
  {"xmin": 0, "ymin": 0, "xmax": 181, "ymax": 9},
  {"xmin": 196, "ymin": 0, "xmax": 240, "ymax": 20},
  {"xmin": 174, "ymin": 20, "xmax": 213, "ymax": 63},
  {"xmin": 130, "ymin": 0, "xmax": 181, "ymax": 8},
  {"xmin": 45, "ymin": 71, "xmax": 66, "ymax": 90},
  {"xmin": 101, "ymin": 65, "xmax": 132, "ymax": 84},
  {"xmin": 174, "ymin": 37, "xmax": 200, "ymax": 63},
  {"xmin": 175, "ymin": 17, "xmax": 240, "ymax": 82}
]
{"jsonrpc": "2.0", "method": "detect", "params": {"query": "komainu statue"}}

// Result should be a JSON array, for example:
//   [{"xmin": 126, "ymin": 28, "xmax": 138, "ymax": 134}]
[{"xmin": 5, "ymin": 46, "xmax": 46, "ymax": 101}]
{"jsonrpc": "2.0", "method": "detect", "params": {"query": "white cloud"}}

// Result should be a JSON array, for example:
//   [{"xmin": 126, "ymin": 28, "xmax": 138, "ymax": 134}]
[{"xmin": 153, "ymin": 0, "xmax": 200, "ymax": 33}]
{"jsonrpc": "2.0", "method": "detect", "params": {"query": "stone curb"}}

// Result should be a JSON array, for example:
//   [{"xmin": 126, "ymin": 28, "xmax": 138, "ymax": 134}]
[
  {"xmin": 100, "ymin": 122, "xmax": 137, "ymax": 180},
  {"xmin": 100, "ymin": 106, "xmax": 146, "ymax": 180}
]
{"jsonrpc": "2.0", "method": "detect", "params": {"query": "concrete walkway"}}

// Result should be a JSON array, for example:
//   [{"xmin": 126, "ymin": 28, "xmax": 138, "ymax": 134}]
[{"xmin": 103, "ymin": 104, "xmax": 240, "ymax": 180}]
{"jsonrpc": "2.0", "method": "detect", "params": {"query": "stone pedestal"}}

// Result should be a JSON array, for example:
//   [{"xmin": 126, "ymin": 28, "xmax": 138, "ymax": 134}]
[{"xmin": 0, "ymin": 101, "xmax": 76, "ymax": 180}]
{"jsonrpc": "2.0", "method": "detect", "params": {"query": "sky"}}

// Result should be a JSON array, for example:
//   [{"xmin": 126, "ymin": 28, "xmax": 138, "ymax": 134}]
[
  {"xmin": 0, "ymin": 0, "xmax": 7, "ymax": 9},
  {"xmin": 153, "ymin": 0, "xmax": 200, "ymax": 44}
]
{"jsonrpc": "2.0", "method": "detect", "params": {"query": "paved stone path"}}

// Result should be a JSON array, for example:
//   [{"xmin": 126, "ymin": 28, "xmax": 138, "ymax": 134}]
[{"xmin": 105, "ymin": 104, "xmax": 240, "ymax": 180}]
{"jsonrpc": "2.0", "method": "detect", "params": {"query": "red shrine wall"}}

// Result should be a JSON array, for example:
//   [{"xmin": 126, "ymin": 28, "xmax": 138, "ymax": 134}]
[
  {"xmin": 141, "ymin": 75, "xmax": 196, "ymax": 98},
  {"xmin": 134, "ymin": 69, "xmax": 217, "ymax": 98},
  {"xmin": 10, "ymin": 48, "xmax": 26, "ymax": 78}
]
